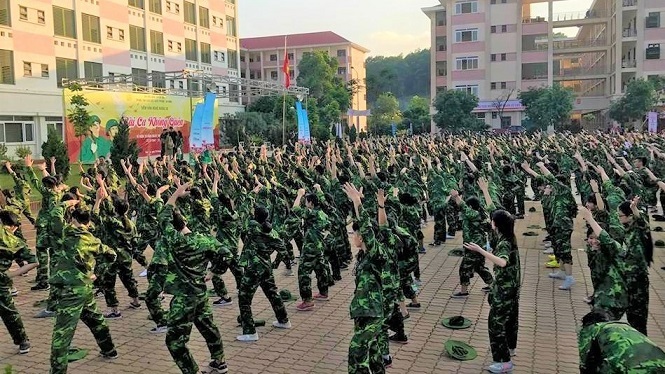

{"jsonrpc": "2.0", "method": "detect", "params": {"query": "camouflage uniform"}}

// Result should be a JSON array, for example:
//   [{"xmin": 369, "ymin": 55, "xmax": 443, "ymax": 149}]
[
  {"xmin": 210, "ymin": 194, "xmax": 243, "ymax": 299},
  {"xmin": 135, "ymin": 195, "xmax": 162, "ymax": 268},
  {"xmin": 591, "ymin": 231, "xmax": 628, "ymax": 320},
  {"xmin": 458, "ymin": 202, "xmax": 493, "ymax": 287},
  {"xmin": 622, "ymin": 215, "xmax": 650, "ymax": 335},
  {"xmin": 288, "ymin": 206, "xmax": 332, "ymax": 300},
  {"xmin": 488, "ymin": 234, "xmax": 521, "ymax": 364},
  {"xmin": 392, "ymin": 224, "xmax": 419, "ymax": 301},
  {"xmin": 579, "ymin": 322, "xmax": 665, "ymax": 373},
  {"xmin": 0, "ymin": 226, "xmax": 35, "ymax": 347},
  {"xmin": 237, "ymin": 220, "xmax": 290, "ymax": 335},
  {"xmin": 376, "ymin": 224, "xmax": 406, "ymax": 358},
  {"xmin": 9, "ymin": 171, "xmax": 36, "ymax": 225},
  {"xmin": 545, "ymin": 174, "xmax": 577, "ymax": 265},
  {"xmin": 144, "ymin": 198, "xmax": 169, "ymax": 328},
  {"xmin": 160, "ymin": 204, "xmax": 230, "ymax": 374},
  {"xmin": 27, "ymin": 168, "xmax": 59, "ymax": 288},
  {"xmin": 49, "ymin": 220, "xmax": 117, "ymax": 374},
  {"xmin": 348, "ymin": 210, "xmax": 385, "ymax": 374}
]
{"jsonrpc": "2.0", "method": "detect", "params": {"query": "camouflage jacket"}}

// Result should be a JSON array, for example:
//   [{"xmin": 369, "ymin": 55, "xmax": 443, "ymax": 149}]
[
  {"xmin": 95, "ymin": 211, "xmax": 139, "ymax": 264},
  {"xmin": 136, "ymin": 197, "xmax": 162, "ymax": 237},
  {"xmin": 350, "ymin": 209, "xmax": 385, "ymax": 319},
  {"xmin": 376, "ymin": 225, "xmax": 403, "ymax": 304},
  {"xmin": 579, "ymin": 322, "xmax": 665, "ymax": 373},
  {"xmin": 602, "ymin": 181, "xmax": 626, "ymax": 243},
  {"xmin": 489, "ymin": 234, "xmax": 521, "ymax": 299},
  {"xmin": 159, "ymin": 204, "xmax": 232, "ymax": 296},
  {"xmin": 544, "ymin": 174, "xmax": 576, "ymax": 229},
  {"xmin": 27, "ymin": 168, "xmax": 60, "ymax": 224},
  {"xmin": 210, "ymin": 194, "xmax": 240, "ymax": 256},
  {"xmin": 0, "ymin": 226, "xmax": 35, "ymax": 287},
  {"xmin": 620, "ymin": 214, "xmax": 650, "ymax": 279},
  {"xmin": 459, "ymin": 201, "xmax": 488, "ymax": 246},
  {"xmin": 289, "ymin": 206, "xmax": 329, "ymax": 255},
  {"xmin": 187, "ymin": 197, "xmax": 213, "ymax": 235},
  {"xmin": 593, "ymin": 231, "xmax": 628, "ymax": 314},
  {"xmin": 239, "ymin": 220, "xmax": 289, "ymax": 274}
]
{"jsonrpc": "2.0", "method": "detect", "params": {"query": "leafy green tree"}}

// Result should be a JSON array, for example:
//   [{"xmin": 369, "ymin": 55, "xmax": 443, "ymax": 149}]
[
  {"xmin": 365, "ymin": 49, "xmax": 430, "ymax": 106},
  {"xmin": 110, "ymin": 118, "xmax": 139, "ymax": 176},
  {"xmin": 66, "ymin": 83, "xmax": 92, "ymax": 138},
  {"xmin": 609, "ymin": 78, "xmax": 657, "ymax": 127},
  {"xmin": 432, "ymin": 90, "xmax": 486, "ymax": 133},
  {"xmin": 401, "ymin": 96, "xmax": 431, "ymax": 134},
  {"xmin": 518, "ymin": 84, "xmax": 574, "ymax": 131},
  {"xmin": 368, "ymin": 93, "xmax": 401, "ymax": 135},
  {"xmin": 41, "ymin": 126, "xmax": 70, "ymax": 179}
]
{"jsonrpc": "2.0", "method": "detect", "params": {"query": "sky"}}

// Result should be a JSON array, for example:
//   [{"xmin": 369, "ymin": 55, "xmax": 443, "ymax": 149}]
[{"xmin": 239, "ymin": 0, "xmax": 595, "ymax": 57}]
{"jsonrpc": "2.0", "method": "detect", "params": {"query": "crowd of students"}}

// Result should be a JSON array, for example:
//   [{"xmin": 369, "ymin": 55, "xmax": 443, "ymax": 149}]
[{"xmin": 1, "ymin": 131, "xmax": 665, "ymax": 374}]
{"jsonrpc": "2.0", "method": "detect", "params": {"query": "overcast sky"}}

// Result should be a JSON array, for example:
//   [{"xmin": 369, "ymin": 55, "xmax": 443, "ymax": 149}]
[{"xmin": 239, "ymin": 0, "xmax": 595, "ymax": 57}]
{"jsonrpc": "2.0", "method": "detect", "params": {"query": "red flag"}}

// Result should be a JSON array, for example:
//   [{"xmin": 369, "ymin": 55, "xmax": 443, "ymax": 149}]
[{"xmin": 282, "ymin": 51, "xmax": 291, "ymax": 88}]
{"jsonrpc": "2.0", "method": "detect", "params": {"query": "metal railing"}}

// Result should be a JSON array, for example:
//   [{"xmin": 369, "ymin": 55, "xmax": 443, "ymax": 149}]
[
  {"xmin": 623, "ymin": 0, "xmax": 637, "ymax": 7},
  {"xmin": 556, "ymin": 65, "xmax": 608, "ymax": 77},
  {"xmin": 622, "ymin": 28, "xmax": 637, "ymax": 37},
  {"xmin": 553, "ymin": 37, "xmax": 607, "ymax": 50},
  {"xmin": 553, "ymin": 10, "xmax": 607, "ymax": 22},
  {"xmin": 622, "ymin": 60, "xmax": 637, "ymax": 68},
  {"xmin": 522, "ymin": 16, "xmax": 547, "ymax": 24}
]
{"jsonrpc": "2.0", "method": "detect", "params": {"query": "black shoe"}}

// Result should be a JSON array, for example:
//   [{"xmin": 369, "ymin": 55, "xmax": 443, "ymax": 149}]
[
  {"xmin": 129, "ymin": 301, "xmax": 141, "ymax": 309},
  {"xmin": 333, "ymin": 275, "xmax": 342, "ymax": 281},
  {"xmin": 18, "ymin": 341, "xmax": 30, "ymax": 355},
  {"xmin": 383, "ymin": 355, "xmax": 393, "ymax": 368},
  {"xmin": 30, "ymin": 283, "xmax": 49, "ymax": 292},
  {"xmin": 104, "ymin": 311, "xmax": 122, "ymax": 320},
  {"xmin": 481, "ymin": 286, "xmax": 491, "ymax": 293},
  {"xmin": 101, "ymin": 350, "xmax": 118, "ymax": 359},
  {"xmin": 340, "ymin": 263, "xmax": 349, "ymax": 270},
  {"xmin": 389, "ymin": 334, "xmax": 408, "ymax": 344},
  {"xmin": 207, "ymin": 360, "xmax": 229, "ymax": 374},
  {"xmin": 406, "ymin": 302, "xmax": 421, "ymax": 309},
  {"xmin": 451, "ymin": 292, "xmax": 469, "ymax": 299},
  {"xmin": 402, "ymin": 313, "xmax": 410, "ymax": 320},
  {"xmin": 213, "ymin": 297, "xmax": 233, "ymax": 307}
]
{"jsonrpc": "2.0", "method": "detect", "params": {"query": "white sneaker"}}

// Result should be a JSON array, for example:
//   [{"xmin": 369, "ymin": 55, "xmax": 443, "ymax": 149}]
[
  {"xmin": 150, "ymin": 325, "xmax": 168, "ymax": 333},
  {"xmin": 139, "ymin": 269, "xmax": 148, "ymax": 277},
  {"xmin": 10, "ymin": 288, "xmax": 18, "ymax": 296},
  {"xmin": 446, "ymin": 235, "xmax": 455, "ymax": 240},
  {"xmin": 488, "ymin": 361, "xmax": 514, "ymax": 373},
  {"xmin": 236, "ymin": 333, "xmax": 259, "ymax": 342},
  {"xmin": 272, "ymin": 320, "xmax": 292, "ymax": 329},
  {"xmin": 548, "ymin": 271, "xmax": 566, "ymax": 280},
  {"xmin": 542, "ymin": 248, "xmax": 554, "ymax": 254},
  {"xmin": 509, "ymin": 349, "xmax": 516, "ymax": 357},
  {"xmin": 283, "ymin": 269, "xmax": 294, "ymax": 277},
  {"xmin": 559, "ymin": 276, "xmax": 575, "ymax": 290}
]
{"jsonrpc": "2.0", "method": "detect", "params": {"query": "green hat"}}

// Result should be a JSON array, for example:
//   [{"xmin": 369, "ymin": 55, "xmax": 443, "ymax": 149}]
[
  {"xmin": 441, "ymin": 315, "xmax": 472, "ymax": 330},
  {"xmin": 655, "ymin": 240, "xmax": 665, "ymax": 248},
  {"xmin": 448, "ymin": 248, "xmax": 464, "ymax": 257},
  {"xmin": 529, "ymin": 207, "xmax": 537, "ymax": 212},
  {"xmin": 527, "ymin": 224, "xmax": 542, "ymax": 229},
  {"xmin": 654, "ymin": 226, "xmax": 663, "ymax": 232},
  {"xmin": 653, "ymin": 214, "xmax": 665, "ymax": 222},
  {"xmin": 87, "ymin": 115, "xmax": 100, "ymax": 125},
  {"xmin": 67, "ymin": 347, "xmax": 89, "ymax": 362},
  {"xmin": 105, "ymin": 119, "xmax": 119, "ymax": 132},
  {"xmin": 444, "ymin": 340, "xmax": 477, "ymax": 361},
  {"xmin": 522, "ymin": 231, "xmax": 539, "ymax": 236},
  {"xmin": 279, "ymin": 289, "xmax": 297, "ymax": 301}
]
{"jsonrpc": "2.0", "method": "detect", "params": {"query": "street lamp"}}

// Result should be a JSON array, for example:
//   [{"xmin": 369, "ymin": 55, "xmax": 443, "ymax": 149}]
[{"xmin": 351, "ymin": 66, "xmax": 360, "ymax": 133}]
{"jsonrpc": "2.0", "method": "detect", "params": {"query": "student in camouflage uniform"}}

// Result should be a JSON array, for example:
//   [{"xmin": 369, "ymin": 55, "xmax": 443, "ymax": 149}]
[
  {"xmin": 578, "ymin": 311, "xmax": 665, "ymax": 373},
  {"xmin": 344, "ymin": 183, "xmax": 387, "ymax": 374},
  {"xmin": 236, "ymin": 204, "xmax": 292, "ymax": 341},
  {"xmin": 289, "ymin": 189, "xmax": 332, "ymax": 312},
  {"xmin": 159, "ymin": 182, "xmax": 230, "ymax": 374},
  {"xmin": 49, "ymin": 191, "xmax": 118, "ymax": 374},
  {"xmin": 463, "ymin": 181, "xmax": 520, "ymax": 374},
  {"xmin": 0, "ymin": 211, "xmax": 38, "ymax": 354}
]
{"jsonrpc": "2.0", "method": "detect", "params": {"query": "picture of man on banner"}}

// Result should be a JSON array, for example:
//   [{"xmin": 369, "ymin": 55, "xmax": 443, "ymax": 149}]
[{"xmin": 79, "ymin": 115, "xmax": 113, "ymax": 164}]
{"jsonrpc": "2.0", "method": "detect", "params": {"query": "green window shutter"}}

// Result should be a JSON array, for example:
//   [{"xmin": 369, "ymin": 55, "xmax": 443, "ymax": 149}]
[
  {"xmin": 0, "ymin": 49, "xmax": 14, "ymax": 85},
  {"xmin": 0, "ymin": 0, "xmax": 10, "ymax": 26},
  {"xmin": 53, "ymin": 7, "xmax": 64, "ymax": 36}
]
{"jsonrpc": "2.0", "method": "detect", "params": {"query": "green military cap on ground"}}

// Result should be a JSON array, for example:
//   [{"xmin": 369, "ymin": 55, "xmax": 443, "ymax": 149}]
[
  {"xmin": 279, "ymin": 289, "xmax": 298, "ymax": 301},
  {"xmin": 441, "ymin": 315, "xmax": 472, "ymax": 330},
  {"xmin": 444, "ymin": 340, "xmax": 477, "ymax": 361},
  {"xmin": 448, "ymin": 248, "xmax": 464, "ymax": 257}
]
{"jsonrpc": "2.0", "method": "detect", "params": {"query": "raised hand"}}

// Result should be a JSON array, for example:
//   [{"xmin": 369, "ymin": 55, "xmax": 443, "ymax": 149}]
[{"xmin": 24, "ymin": 155, "xmax": 33, "ymax": 168}]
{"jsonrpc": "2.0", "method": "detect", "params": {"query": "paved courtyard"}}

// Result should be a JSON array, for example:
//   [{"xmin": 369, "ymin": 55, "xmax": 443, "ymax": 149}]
[{"xmin": 2, "ymin": 200, "xmax": 665, "ymax": 374}]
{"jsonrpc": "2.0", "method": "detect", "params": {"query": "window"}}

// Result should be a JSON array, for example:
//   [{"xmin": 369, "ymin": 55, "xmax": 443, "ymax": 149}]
[
  {"xmin": 152, "ymin": 70, "xmax": 165, "ymax": 88},
  {"xmin": 289, "ymin": 70, "xmax": 294, "ymax": 79},
  {"xmin": 0, "ymin": 0, "xmax": 10, "ymax": 26},
  {"xmin": 228, "ymin": 50, "xmax": 238, "ymax": 69},
  {"xmin": 492, "ymin": 112, "xmax": 498, "ymax": 119},
  {"xmin": 150, "ymin": 30, "xmax": 164, "ymax": 55},
  {"xmin": 185, "ymin": 39, "xmax": 197, "ymax": 61},
  {"xmin": 646, "ymin": 12, "xmax": 660, "ymax": 28},
  {"xmin": 456, "ymin": 84, "xmax": 479, "ymax": 96},
  {"xmin": 82, "ymin": 14, "xmax": 101, "ymax": 43},
  {"xmin": 491, "ymin": 0, "xmax": 496, "ymax": 3},
  {"xmin": 56, "ymin": 58, "xmax": 78, "ymax": 87},
  {"xmin": 338, "ymin": 67, "xmax": 347, "ymax": 75},
  {"xmin": 646, "ymin": 44, "xmax": 660, "ymax": 60},
  {"xmin": 436, "ymin": 62, "xmax": 447, "ymax": 76},
  {"xmin": 501, "ymin": 81, "xmax": 507, "ymax": 89},
  {"xmin": 455, "ymin": 56, "xmax": 479, "ymax": 70},
  {"xmin": 491, "ymin": 26, "xmax": 496, "ymax": 33},
  {"xmin": 337, "ymin": 49, "xmax": 346, "ymax": 57},
  {"xmin": 129, "ymin": 26, "xmax": 146, "ymax": 52},
  {"xmin": 41, "ymin": 63, "xmax": 49, "ymax": 77},
  {"xmin": 288, "ymin": 53, "xmax": 294, "ymax": 60},
  {"xmin": 37, "ymin": 10, "xmax": 45, "ymax": 23},
  {"xmin": 501, "ymin": 53, "xmax": 507, "ymax": 61},
  {"xmin": 19, "ymin": 6, "xmax": 26, "ymax": 20},
  {"xmin": 46, "ymin": 119, "xmax": 64, "ymax": 139},
  {"xmin": 107, "ymin": 26, "xmax": 113, "ymax": 39},
  {"xmin": 491, "ymin": 82, "xmax": 496, "ymax": 89},
  {"xmin": 0, "ymin": 49, "xmax": 14, "ymax": 84},
  {"xmin": 501, "ymin": 116, "xmax": 511, "ymax": 127},
  {"xmin": 270, "ymin": 71, "xmax": 278, "ymax": 80},
  {"xmin": 215, "ymin": 51, "xmax": 226, "ymax": 62},
  {"xmin": 128, "ymin": 0, "xmax": 144, "ymax": 9},
  {"xmin": 184, "ymin": 1, "xmax": 196, "ymax": 24},
  {"xmin": 477, "ymin": 113, "xmax": 486, "ymax": 119},
  {"xmin": 455, "ymin": 1, "xmax": 478, "ymax": 14},
  {"xmin": 84, "ymin": 61, "xmax": 103, "ymax": 81},
  {"xmin": 166, "ymin": 1, "xmax": 179, "ymax": 14},
  {"xmin": 270, "ymin": 54, "xmax": 277, "ymax": 61},
  {"xmin": 53, "ymin": 6, "xmax": 76, "ymax": 38},
  {"xmin": 119, "ymin": 29, "xmax": 125, "ymax": 41},
  {"xmin": 491, "ymin": 54, "xmax": 496, "ymax": 61},
  {"xmin": 149, "ymin": 0, "xmax": 162, "ymax": 14},
  {"xmin": 4, "ymin": 122, "xmax": 33, "ymax": 143},
  {"xmin": 199, "ymin": 7, "xmax": 209, "ymax": 28},
  {"xmin": 455, "ymin": 28, "xmax": 478, "ymax": 42},
  {"xmin": 200, "ymin": 42, "xmax": 211, "ymax": 64},
  {"xmin": 502, "ymin": 25, "xmax": 507, "ymax": 32},
  {"xmin": 132, "ymin": 68, "xmax": 148, "ymax": 87},
  {"xmin": 226, "ymin": 17, "xmax": 236, "ymax": 36}
]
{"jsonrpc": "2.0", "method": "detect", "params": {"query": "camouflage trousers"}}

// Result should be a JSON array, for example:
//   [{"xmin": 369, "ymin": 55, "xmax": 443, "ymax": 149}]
[
  {"xmin": 348, "ymin": 317, "xmax": 384, "ymax": 374},
  {"xmin": 273, "ymin": 228, "xmax": 295, "ymax": 271},
  {"xmin": 626, "ymin": 271, "xmax": 649, "ymax": 335},
  {"xmin": 166, "ymin": 294, "xmax": 224, "ymax": 374},
  {"xmin": 586, "ymin": 248, "xmax": 601, "ymax": 291},
  {"xmin": 298, "ymin": 251, "xmax": 332, "ymax": 301},
  {"xmin": 501, "ymin": 193, "xmax": 516, "ymax": 216},
  {"xmin": 34, "ymin": 225, "xmax": 50, "ymax": 286},
  {"xmin": 50, "ymin": 285, "xmax": 115, "ymax": 374},
  {"xmin": 134, "ymin": 235, "xmax": 157, "ymax": 268},
  {"xmin": 459, "ymin": 251, "xmax": 494, "ymax": 286},
  {"xmin": 0, "ymin": 285, "xmax": 29, "ymax": 345},
  {"xmin": 488, "ymin": 290, "xmax": 519, "ymax": 363},
  {"xmin": 399, "ymin": 259, "xmax": 418, "ymax": 300},
  {"xmin": 432, "ymin": 206, "xmax": 447, "ymax": 243},
  {"xmin": 377, "ymin": 303, "xmax": 405, "ymax": 357},
  {"xmin": 212, "ymin": 258, "xmax": 243, "ymax": 298},
  {"xmin": 515, "ymin": 189, "xmax": 525, "ymax": 216},
  {"xmin": 146, "ymin": 263, "xmax": 168, "ymax": 327},
  {"xmin": 101, "ymin": 258, "xmax": 140, "ymax": 308},
  {"xmin": 238, "ymin": 267, "xmax": 288, "ymax": 335},
  {"xmin": 324, "ymin": 232, "xmax": 345, "ymax": 281},
  {"xmin": 445, "ymin": 202, "xmax": 460, "ymax": 237},
  {"xmin": 551, "ymin": 226, "xmax": 573, "ymax": 265}
]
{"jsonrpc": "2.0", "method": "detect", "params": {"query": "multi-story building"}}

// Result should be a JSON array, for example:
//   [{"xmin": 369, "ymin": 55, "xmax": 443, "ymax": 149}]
[
  {"xmin": 240, "ymin": 31, "xmax": 369, "ymax": 131},
  {"xmin": 423, "ymin": 0, "xmax": 665, "ymax": 132},
  {"xmin": 0, "ymin": 0, "xmax": 241, "ymax": 157}
]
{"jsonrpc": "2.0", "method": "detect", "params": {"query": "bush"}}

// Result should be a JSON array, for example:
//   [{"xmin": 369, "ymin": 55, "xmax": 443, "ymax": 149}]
[
  {"xmin": 0, "ymin": 143, "xmax": 7, "ymax": 160},
  {"xmin": 110, "ymin": 118, "xmax": 139, "ymax": 176},
  {"xmin": 41, "ymin": 126, "xmax": 70, "ymax": 179},
  {"xmin": 15, "ymin": 146, "xmax": 32, "ymax": 159}
]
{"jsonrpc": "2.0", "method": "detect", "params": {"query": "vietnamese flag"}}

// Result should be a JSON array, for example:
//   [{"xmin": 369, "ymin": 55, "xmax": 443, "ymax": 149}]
[{"xmin": 282, "ymin": 51, "xmax": 291, "ymax": 88}]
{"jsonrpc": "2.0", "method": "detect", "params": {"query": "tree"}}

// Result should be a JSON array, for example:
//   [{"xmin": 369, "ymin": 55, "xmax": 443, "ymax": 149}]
[
  {"xmin": 609, "ymin": 78, "xmax": 657, "ymax": 128},
  {"xmin": 66, "ymin": 83, "xmax": 92, "ymax": 138},
  {"xmin": 401, "ymin": 96, "xmax": 431, "ymax": 135},
  {"xmin": 368, "ymin": 93, "xmax": 401, "ymax": 135},
  {"xmin": 518, "ymin": 84, "xmax": 574, "ymax": 131},
  {"xmin": 109, "ymin": 117, "xmax": 139, "ymax": 176},
  {"xmin": 432, "ymin": 90, "xmax": 486, "ymax": 133},
  {"xmin": 492, "ymin": 88, "xmax": 516, "ymax": 128},
  {"xmin": 365, "ymin": 49, "xmax": 430, "ymax": 106},
  {"xmin": 41, "ymin": 126, "xmax": 70, "ymax": 179}
]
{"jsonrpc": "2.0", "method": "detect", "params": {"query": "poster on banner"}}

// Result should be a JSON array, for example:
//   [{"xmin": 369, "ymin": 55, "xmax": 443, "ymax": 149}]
[
  {"xmin": 648, "ymin": 111, "xmax": 658, "ymax": 133},
  {"xmin": 63, "ymin": 90, "xmax": 218, "ymax": 163},
  {"xmin": 296, "ymin": 101, "xmax": 311, "ymax": 144}
]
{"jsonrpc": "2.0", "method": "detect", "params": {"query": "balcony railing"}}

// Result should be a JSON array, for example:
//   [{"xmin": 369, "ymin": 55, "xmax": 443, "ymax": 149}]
[
  {"xmin": 622, "ymin": 59, "xmax": 637, "ymax": 68},
  {"xmin": 552, "ymin": 10, "xmax": 607, "ymax": 22},
  {"xmin": 553, "ymin": 37, "xmax": 607, "ymax": 50},
  {"xmin": 522, "ymin": 16, "xmax": 546, "ymax": 24},
  {"xmin": 556, "ymin": 65, "xmax": 608, "ymax": 77},
  {"xmin": 623, "ymin": 0, "xmax": 637, "ymax": 7},
  {"xmin": 622, "ymin": 28, "xmax": 637, "ymax": 37}
]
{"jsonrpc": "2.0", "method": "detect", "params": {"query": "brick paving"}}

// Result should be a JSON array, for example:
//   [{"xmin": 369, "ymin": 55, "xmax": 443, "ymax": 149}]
[{"xmin": 2, "ymin": 200, "xmax": 665, "ymax": 373}]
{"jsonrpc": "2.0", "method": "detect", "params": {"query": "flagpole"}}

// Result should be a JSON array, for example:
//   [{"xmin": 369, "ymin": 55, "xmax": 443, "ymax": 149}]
[{"xmin": 282, "ymin": 36, "xmax": 287, "ymax": 146}]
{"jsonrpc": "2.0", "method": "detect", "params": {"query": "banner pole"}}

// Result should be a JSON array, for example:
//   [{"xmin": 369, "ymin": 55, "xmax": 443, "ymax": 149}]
[{"xmin": 282, "ymin": 35, "xmax": 287, "ymax": 146}]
